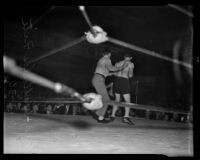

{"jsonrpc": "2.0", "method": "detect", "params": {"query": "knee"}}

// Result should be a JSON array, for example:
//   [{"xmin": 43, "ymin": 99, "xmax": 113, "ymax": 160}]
[
  {"xmin": 115, "ymin": 97, "xmax": 120, "ymax": 102},
  {"xmin": 113, "ymin": 106, "xmax": 118, "ymax": 110}
]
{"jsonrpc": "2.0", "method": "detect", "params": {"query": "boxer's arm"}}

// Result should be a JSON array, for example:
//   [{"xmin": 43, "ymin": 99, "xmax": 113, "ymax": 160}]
[
  {"xmin": 106, "ymin": 61, "xmax": 121, "ymax": 72},
  {"xmin": 107, "ymin": 60, "xmax": 128, "ymax": 72},
  {"xmin": 109, "ymin": 64, "xmax": 119, "ymax": 75},
  {"xmin": 128, "ymin": 63, "xmax": 134, "ymax": 78}
]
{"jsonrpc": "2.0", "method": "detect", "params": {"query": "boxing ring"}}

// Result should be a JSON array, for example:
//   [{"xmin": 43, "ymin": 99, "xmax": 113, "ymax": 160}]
[
  {"xmin": 3, "ymin": 53, "xmax": 193, "ymax": 156},
  {"xmin": 4, "ymin": 6, "xmax": 193, "ymax": 155}
]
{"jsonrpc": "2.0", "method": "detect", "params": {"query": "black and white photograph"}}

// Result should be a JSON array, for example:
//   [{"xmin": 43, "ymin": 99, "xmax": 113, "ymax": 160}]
[{"xmin": 4, "ymin": 5, "xmax": 194, "ymax": 156}]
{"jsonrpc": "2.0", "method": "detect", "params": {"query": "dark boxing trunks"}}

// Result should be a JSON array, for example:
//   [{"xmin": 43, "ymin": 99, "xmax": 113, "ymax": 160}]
[{"xmin": 113, "ymin": 76, "xmax": 131, "ymax": 94}]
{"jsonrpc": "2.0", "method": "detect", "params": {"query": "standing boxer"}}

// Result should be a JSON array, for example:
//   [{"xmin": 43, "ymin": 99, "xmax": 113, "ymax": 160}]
[
  {"xmin": 92, "ymin": 48, "xmax": 129, "ymax": 123},
  {"xmin": 110, "ymin": 53, "xmax": 135, "ymax": 125}
]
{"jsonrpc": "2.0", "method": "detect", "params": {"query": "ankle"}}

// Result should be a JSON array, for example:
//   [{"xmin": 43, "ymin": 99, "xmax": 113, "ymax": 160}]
[{"xmin": 124, "ymin": 116, "xmax": 129, "ymax": 118}]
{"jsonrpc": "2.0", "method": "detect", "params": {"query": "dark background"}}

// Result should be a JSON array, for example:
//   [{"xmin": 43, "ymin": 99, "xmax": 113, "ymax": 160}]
[{"xmin": 4, "ymin": 5, "xmax": 193, "ymax": 110}]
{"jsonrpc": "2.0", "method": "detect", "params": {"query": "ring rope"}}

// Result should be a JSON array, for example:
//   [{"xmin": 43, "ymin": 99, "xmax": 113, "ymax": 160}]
[
  {"xmin": 168, "ymin": 4, "xmax": 193, "ymax": 18},
  {"xmin": 108, "ymin": 36, "xmax": 193, "ymax": 69},
  {"xmin": 78, "ymin": 6, "xmax": 97, "ymax": 36},
  {"xmin": 28, "ymin": 36, "xmax": 85, "ymax": 64},
  {"xmin": 4, "ymin": 56, "xmax": 91, "ymax": 103}
]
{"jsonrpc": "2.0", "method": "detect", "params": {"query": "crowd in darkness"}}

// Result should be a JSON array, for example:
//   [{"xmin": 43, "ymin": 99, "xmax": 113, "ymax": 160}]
[
  {"xmin": 4, "ymin": 101, "xmax": 90, "ymax": 116},
  {"xmin": 4, "ymin": 101, "xmax": 190, "ymax": 123},
  {"xmin": 4, "ymin": 101, "xmax": 133, "ymax": 118}
]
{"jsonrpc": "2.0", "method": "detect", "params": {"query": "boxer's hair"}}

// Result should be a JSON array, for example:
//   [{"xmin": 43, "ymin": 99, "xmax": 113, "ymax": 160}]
[
  {"xmin": 124, "ymin": 53, "xmax": 132, "ymax": 58},
  {"xmin": 102, "ymin": 48, "xmax": 111, "ymax": 56}
]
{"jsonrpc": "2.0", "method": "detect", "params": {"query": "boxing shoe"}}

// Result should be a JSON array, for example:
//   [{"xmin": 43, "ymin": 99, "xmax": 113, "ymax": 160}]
[
  {"xmin": 97, "ymin": 118, "xmax": 112, "ymax": 123},
  {"xmin": 91, "ymin": 112, "xmax": 99, "ymax": 120},
  {"xmin": 91, "ymin": 112, "xmax": 113, "ymax": 123},
  {"xmin": 122, "ymin": 117, "xmax": 135, "ymax": 125},
  {"xmin": 109, "ymin": 116, "xmax": 115, "ymax": 122}
]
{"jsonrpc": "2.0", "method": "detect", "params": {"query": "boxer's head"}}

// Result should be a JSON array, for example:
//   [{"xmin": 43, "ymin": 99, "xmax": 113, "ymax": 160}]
[
  {"xmin": 124, "ymin": 53, "xmax": 132, "ymax": 61},
  {"xmin": 102, "ymin": 48, "xmax": 111, "ymax": 57}
]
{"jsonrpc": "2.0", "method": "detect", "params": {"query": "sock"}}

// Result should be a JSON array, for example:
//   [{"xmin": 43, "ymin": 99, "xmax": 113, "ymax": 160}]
[{"xmin": 98, "ymin": 116, "xmax": 104, "ymax": 120}]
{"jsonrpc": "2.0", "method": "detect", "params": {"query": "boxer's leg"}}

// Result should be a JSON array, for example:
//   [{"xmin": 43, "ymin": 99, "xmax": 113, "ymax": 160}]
[
  {"xmin": 111, "ymin": 93, "xmax": 120, "ymax": 118},
  {"xmin": 92, "ymin": 74, "xmax": 110, "ymax": 120},
  {"xmin": 123, "ymin": 93, "xmax": 134, "ymax": 125}
]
